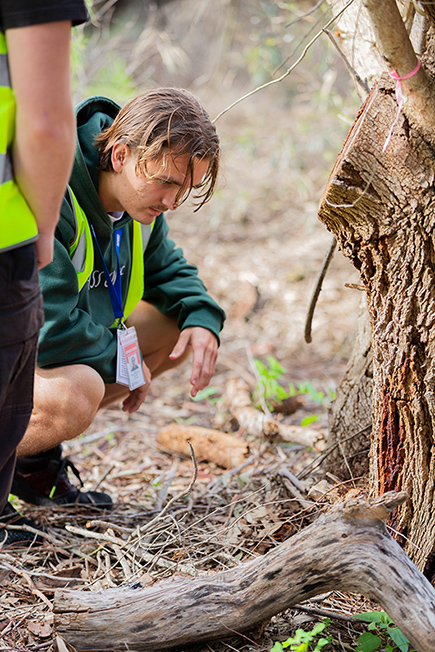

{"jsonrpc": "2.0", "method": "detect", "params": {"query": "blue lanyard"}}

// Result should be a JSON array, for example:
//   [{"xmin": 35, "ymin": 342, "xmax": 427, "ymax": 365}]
[{"xmin": 90, "ymin": 224, "xmax": 125, "ymax": 323}]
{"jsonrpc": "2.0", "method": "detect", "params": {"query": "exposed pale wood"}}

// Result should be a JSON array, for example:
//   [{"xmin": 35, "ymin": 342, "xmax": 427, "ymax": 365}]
[
  {"xmin": 224, "ymin": 377, "xmax": 322, "ymax": 449},
  {"xmin": 156, "ymin": 423, "xmax": 250, "ymax": 469},
  {"xmin": 54, "ymin": 492, "xmax": 435, "ymax": 652}
]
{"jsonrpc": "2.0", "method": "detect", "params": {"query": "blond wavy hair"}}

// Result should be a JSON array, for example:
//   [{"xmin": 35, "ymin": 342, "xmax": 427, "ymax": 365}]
[{"xmin": 95, "ymin": 88, "xmax": 220, "ymax": 209}]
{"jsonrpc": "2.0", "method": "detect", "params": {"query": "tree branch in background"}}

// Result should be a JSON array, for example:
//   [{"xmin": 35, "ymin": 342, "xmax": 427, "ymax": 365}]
[{"xmin": 213, "ymin": 0, "xmax": 355, "ymax": 123}]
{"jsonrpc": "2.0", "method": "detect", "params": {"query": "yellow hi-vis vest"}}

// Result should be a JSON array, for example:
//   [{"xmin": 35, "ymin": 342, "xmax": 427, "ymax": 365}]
[
  {"xmin": 0, "ymin": 33, "xmax": 38, "ymax": 253},
  {"xmin": 67, "ymin": 186, "xmax": 153, "ymax": 321}
]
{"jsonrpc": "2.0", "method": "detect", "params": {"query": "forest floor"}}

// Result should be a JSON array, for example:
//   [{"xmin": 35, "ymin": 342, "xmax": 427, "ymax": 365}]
[{"xmin": 0, "ymin": 31, "xmax": 381, "ymax": 652}]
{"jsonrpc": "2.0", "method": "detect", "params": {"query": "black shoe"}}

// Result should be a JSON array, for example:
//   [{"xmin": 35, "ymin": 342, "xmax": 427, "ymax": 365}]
[
  {"xmin": 0, "ymin": 502, "xmax": 43, "ymax": 548},
  {"xmin": 12, "ymin": 445, "xmax": 113, "ymax": 509}
]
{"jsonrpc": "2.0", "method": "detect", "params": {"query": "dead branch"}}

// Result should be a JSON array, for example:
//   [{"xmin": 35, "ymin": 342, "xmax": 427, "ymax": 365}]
[
  {"xmin": 304, "ymin": 236, "xmax": 337, "ymax": 343},
  {"xmin": 156, "ymin": 423, "xmax": 250, "ymax": 469},
  {"xmin": 54, "ymin": 491, "xmax": 435, "ymax": 652},
  {"xmin": 225, "ymin": 377, "xmax": 322, "ymax": 449}
]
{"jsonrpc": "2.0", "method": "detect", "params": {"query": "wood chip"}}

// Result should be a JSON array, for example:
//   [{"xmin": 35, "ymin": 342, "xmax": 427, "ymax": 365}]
[{"xmin": 156, "ymin": 424, "xmax": 250, "ymax": 469}]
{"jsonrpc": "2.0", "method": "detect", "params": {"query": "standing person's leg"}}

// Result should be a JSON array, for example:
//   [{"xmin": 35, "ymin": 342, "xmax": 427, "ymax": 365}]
[
  {"xmin": 13, "ymin": 364, "xmax": 111, "ymax": 507},
  {"xmin": 0, "ymin": 335, "xmax": 39, "ymax": 512},
  {"xmin": 0, "ymin": 243, "xmax": 44, "ymax": 545}
]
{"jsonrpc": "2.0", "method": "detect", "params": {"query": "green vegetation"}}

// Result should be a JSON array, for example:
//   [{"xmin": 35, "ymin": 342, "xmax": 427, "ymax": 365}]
[
  {"xmin": 190, "ymin": 386, "xmax": 220, "ymax": 404},
  {"xmin": 253, "ymin": 356, "xmax": 335, "ymax": 424},
  {"xmin": 354, "ymin": 612, "xmax": 415, "ymax": 652},
  {"xmin": 270, "ymin": 613, "xmax": 415, "ymax": 652},
  {"xmin": 270, "ymin": 620, "xmax": 331, "ymax": 652}
]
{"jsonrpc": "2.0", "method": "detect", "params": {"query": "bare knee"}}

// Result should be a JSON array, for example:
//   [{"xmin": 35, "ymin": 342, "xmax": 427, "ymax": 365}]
[
  {"xmin": 18, "ymin": 365, "xmax": 105, "ymax": 456},
  {"xmin": 54, "ymin": 366, "xmax": 105, "ymax": 426}
]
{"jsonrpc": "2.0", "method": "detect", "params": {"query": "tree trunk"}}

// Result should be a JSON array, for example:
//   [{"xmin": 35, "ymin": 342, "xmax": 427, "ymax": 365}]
[
  {"xmin": 54, "ymin": 492, "xmax": 435, "ymax": 652},
  {"xmin": 326, "ymin": 295, "xmax": 372, "ymax": 480},
  {"xmin": 320, "ymin": 0, "xmax": 435, "ymax": 575},
  {"xmin": 318, "ymin": 68, "xmax": 435, "ymax": 573}
]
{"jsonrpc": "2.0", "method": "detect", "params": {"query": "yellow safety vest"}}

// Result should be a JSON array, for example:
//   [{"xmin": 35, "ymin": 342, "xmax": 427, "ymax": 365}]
[
  {"xmin": 67, "ymin": 186, "xmax": 153, "ymax": 321},
  {"xmin": 0, "ymin": 33, "xmax": 38, "ymax": 253}
]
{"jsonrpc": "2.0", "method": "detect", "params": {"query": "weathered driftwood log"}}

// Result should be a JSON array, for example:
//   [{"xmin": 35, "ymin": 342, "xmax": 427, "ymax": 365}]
[{"xmin": 54, "ymin": 492, "xmax": 435, "ymax": 652}]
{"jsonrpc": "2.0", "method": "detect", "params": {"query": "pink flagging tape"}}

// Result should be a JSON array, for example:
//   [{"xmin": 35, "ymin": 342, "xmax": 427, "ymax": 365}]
[{"xmin": 383, "ymin": 58, "xmax": 421, "ymax": 152}]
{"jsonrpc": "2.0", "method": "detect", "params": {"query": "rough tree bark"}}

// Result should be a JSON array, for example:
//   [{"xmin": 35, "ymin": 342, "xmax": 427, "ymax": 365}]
[
  {"xmin": 319, "ymin": 0, "xmax": 435, "ymax": 573},
  {"xmin": 327, "ymin": 296, "xmax": 372, "ymax": 479},
  {"xmin": 54, "ymin": 493, "xmax": 435, "ymax": 652}
]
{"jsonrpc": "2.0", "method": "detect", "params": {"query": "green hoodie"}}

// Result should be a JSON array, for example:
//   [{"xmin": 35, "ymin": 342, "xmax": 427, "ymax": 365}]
[{"xmin": 37, "ymin": 96, "xmax": 225, "ymax": 383}]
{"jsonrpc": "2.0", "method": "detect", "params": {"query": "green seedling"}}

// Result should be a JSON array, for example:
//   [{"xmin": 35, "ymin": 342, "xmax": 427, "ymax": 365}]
[
  {"xmin": 355, "ymin": 612, "xmax": 415, "ymax": 652},
  {"xmin": 190, "ymin": 386, "xmax": 220, "ymax": 404},
  {"xmin": 253, "ymin": 356, "xmax": 335, "ymax": 420},
  {"xmin": 270, "ymin": 620, "xmax": 331, "ymax": 652}
]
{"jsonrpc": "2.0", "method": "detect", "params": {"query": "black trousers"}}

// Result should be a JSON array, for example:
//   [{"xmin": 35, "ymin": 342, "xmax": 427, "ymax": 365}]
[
  {"xmin": 0, "ymin": 334, "xmax": 39, "ymax": 511},
  {"xmin": 0, "ymin": 243, "xmax": 44, "ymax": 512}
]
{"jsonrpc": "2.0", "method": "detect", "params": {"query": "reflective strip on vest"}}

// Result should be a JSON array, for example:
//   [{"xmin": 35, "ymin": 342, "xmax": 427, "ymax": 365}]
[
  {"xmin": 67, "ymin": 186, "xmax": 153, "ymax": 320},
  {"xmin": 68, "ymin": 187, "xmax": 94, "ymax": 290},
  {"xmin": 0, "ymin": 33, "xmax": 38, "ymax": 253}
]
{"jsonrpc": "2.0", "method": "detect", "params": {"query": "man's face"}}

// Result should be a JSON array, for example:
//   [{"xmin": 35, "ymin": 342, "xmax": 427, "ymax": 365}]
[{"xmin": 107, "ymin": 145, "xmax": 210, "ymax": 224}]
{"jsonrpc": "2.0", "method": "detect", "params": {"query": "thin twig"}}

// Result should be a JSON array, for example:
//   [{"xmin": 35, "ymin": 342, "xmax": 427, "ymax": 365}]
[
  {"xmin": 297, "ymin": 425, "xmax": 371, "ymax": 479},
  {"xmin": 213, "ymin": 0, "xmax": 356, "ymax": 123},
  {"xmin": 304, "ymin": 236, "xmax": 337, "ymax": 343},
  {"xmin": 293, "ymin": 602, "xmax": 359, "ymax": 623},
  {"xmin": 0, "ymin": 560, "xmax": 53, "ymax": 610},
  {"xmin": 322, "ymin": 27, "xmax": 370, "ymax": 93},
  {"xmin": 135, "ymin": 441, "xmax": 198, "ymax": 536}
]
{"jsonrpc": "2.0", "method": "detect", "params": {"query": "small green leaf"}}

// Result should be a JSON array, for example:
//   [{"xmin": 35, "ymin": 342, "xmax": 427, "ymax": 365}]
[
  {"xmin": 310, "ymin": 622, "xmax": 326, "ymax": 636},
  {"xmin": 191, "ymin": 386, "xmax": 219, "ymax": 402},
  {"xmin": 355, "ymin": 611, "xmax": 389, "ymax": 624},
  {"xmin": 388, "ymin": 626, "xmax": 410, "ymax": 651},
  {"xmin": 271, "ymin": 644, "xmax": 283, "ymax": 652},
  {"xmin": 356, "ymin": 632, "xmax": 383, "ymax": 652},
  {"xmin": 301, "ymin": 415, "xmax": 319, "ymax": 427}
]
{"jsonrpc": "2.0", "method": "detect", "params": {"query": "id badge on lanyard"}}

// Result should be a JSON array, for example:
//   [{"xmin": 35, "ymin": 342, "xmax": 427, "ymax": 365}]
[
  {"xmin": 116, "ymin": 326, "xmax": 145, "ymax": 390},
  {"xmin": 91, "ymin": 224, "xmax": 146, "ymax": 391}
]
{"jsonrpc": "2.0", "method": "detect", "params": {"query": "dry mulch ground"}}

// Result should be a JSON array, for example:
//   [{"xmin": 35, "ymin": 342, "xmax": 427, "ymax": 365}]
[{"xmin": 0, "ymin": 404, "xmax": 373, "ymax": 651}]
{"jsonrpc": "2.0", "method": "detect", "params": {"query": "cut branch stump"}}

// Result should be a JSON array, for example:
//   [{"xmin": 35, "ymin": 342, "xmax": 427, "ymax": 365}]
[{"xmin": 54, "ymin": 492, "xmax": 435, "ymax": 651}]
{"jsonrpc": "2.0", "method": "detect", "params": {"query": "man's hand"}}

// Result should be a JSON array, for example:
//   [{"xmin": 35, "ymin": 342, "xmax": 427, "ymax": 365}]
[
  {"xmin": 121, "ymin": 361, "xmax": 152, "ymax": 413},
  {"xmin": 169, "ymin": 327, "xmax": 218, "ymax": 397}
]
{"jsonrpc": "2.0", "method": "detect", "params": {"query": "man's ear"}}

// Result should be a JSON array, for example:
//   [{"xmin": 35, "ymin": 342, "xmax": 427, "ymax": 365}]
[{"xmin": 111, "ymin": 143, "xmax": 130, "ymax": 172}]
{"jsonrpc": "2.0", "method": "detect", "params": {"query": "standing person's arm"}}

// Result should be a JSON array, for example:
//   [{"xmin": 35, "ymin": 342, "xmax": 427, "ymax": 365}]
[{"xmin": 6, "ymin": 21, "xmax": 76, "ymax": 269}]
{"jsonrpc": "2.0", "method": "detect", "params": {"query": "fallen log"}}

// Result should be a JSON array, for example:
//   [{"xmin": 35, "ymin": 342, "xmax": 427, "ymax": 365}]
[{"xmin": 54, "ymin": 492, "xmax": 435, "ymax": 652}]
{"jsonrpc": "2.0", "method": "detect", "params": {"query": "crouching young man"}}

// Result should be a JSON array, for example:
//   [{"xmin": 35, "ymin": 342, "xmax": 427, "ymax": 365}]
[{"xmin": 10, "ymin": 88, "xmax": 225, "ymax": 511}]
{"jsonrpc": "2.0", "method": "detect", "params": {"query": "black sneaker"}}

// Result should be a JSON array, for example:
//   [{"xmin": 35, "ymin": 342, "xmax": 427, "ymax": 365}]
[
  {"xmin": 12, "ymin": 445, "xmax": 113, "ymax": 509},
  {"xmin": 0, "ymin": 502, "xmax": 43, "ymax": 548}
]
